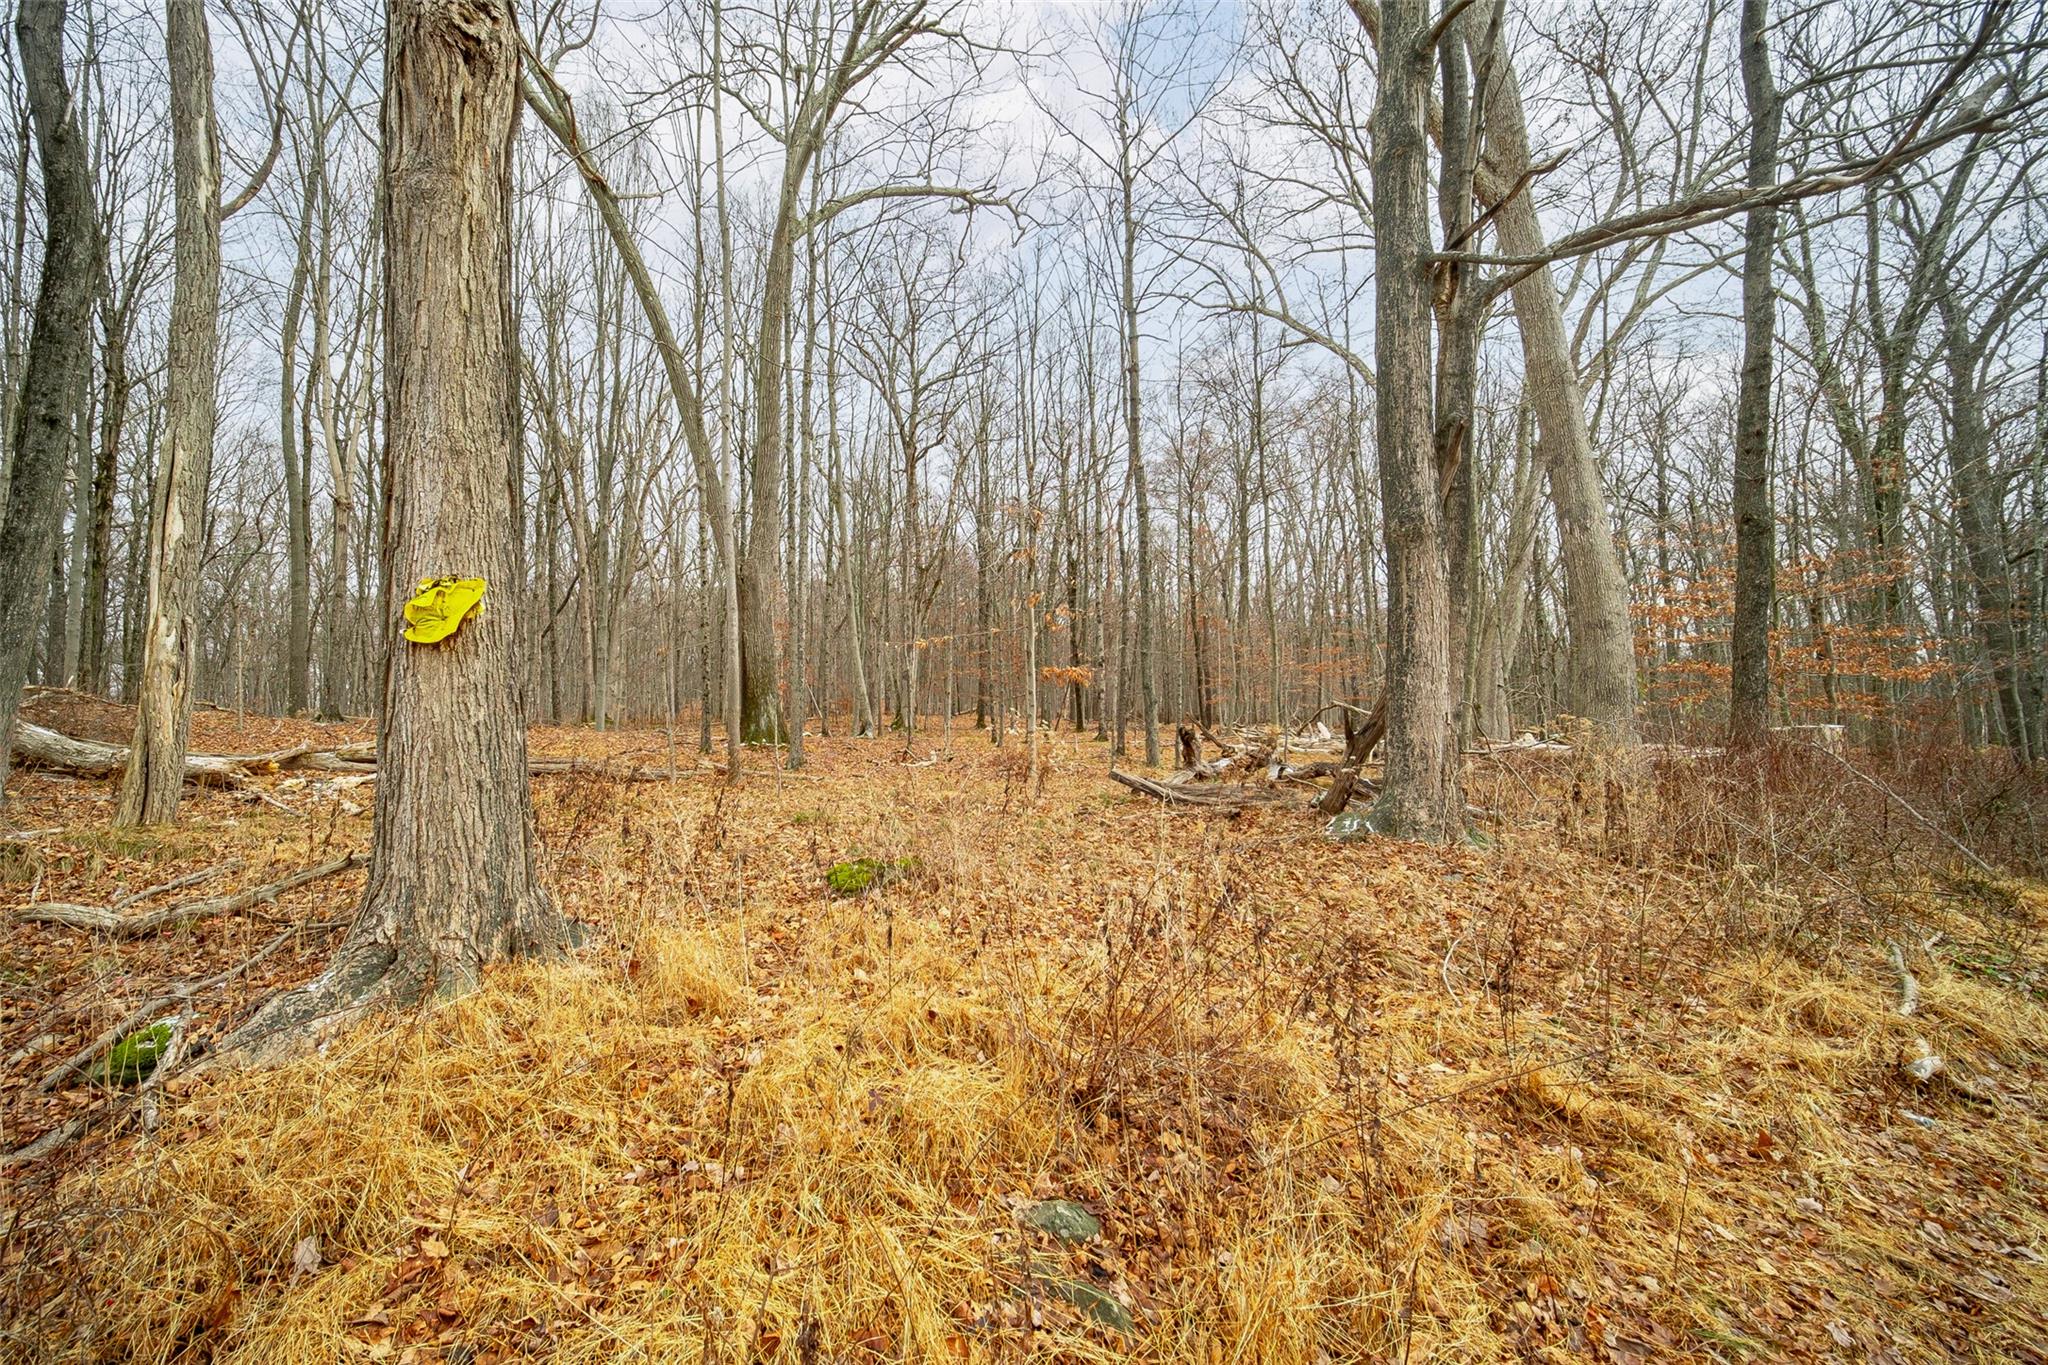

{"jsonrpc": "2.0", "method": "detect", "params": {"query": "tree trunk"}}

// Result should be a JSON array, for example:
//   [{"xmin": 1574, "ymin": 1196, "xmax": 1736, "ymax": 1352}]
[
  {"xmin": 117, "ymin": 0, "xmax": 221, "ymax": 827},
  {"xmin": 0, "ymin": 0, "xmax": 101, "ymax": 796},
  {"xmin": 228, "ymin": 0, "xmax": 571, "ymax": 1058},
  {"xmin": 81, "ymin": 285, "xmax": 129, "ymax": 695},
  {"xmin": 1728, "ymin": 0, "xmax": 1780, "ymax": 749},
  {"xmin": 1368, "ymin": 0, "xmax": 1462, "ymax": 840},
  {"xmin": 1118, "ymin": 120, "xmax": 1159, "ymax": 768},
  {"xmin": 1465, "ymin": 32, "xmax": 1639, "ymax": 743},
  {"xmin": 738, "ymin": 186, "xmax": 800, "ymax": 746},
  {"xmin": 281, "ymin": 158, "xmax": 315, "ymax": 715},
  {"xmin": 1939, "ymin": 300, "xmax": 2030, "ymax": 758}
]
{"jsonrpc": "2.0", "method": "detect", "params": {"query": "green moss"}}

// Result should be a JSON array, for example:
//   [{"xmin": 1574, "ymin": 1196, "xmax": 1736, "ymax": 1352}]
[
  {"xmin": 90, "ymin": 1021, "xmax": 174, "ymax": 1086},
  {"xmin": 826, "ymin": 856, "xmax": 918, "ymax": 897}
]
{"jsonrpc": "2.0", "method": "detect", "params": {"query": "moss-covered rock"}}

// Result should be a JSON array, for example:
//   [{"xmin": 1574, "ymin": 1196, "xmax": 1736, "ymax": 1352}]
[
  {"xmin": 1022, "ymin": 1198, "xmax": 1101, "ymax": 1244},
  {"xmin": 90, "ymin": 1021, "xmax": 174, "ymax": 1086},
  {"xmin": 1046, "ymin": 1276, "xmax": 1134, "ymax": 1334}
]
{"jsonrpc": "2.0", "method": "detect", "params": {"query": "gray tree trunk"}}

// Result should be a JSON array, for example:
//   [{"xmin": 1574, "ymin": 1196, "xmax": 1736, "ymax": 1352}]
[
  {"xmin": 281, "ymin": 155, "xmax": 315, "ymax": 715},
  {"xmin": 117, "ymin": 0, "xmax": 221, "ymax": 826},
  {"xmin": 0, "ymin": 0, "xmax": 102, "ymax": 796},
  {"xmin": 1467, "ymin": 37, "xmax": 1640, "ymax": 743},
  {"xmin": 1369, "ymin": 0, "xmax": 1462, "ymax": 840},
  {"xmin": 1120, "ymin": 149, "xmax": 1159, "ymax": 768},
  {"xmin": 1728, "ymin": 0, "xmax": 1781, "ymax": 747}
]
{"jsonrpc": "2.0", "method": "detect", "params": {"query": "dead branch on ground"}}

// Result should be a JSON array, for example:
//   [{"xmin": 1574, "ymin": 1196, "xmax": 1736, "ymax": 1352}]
[{"xmin": 17, "ymin": 853, "xmax": 365, "ymax": 938}]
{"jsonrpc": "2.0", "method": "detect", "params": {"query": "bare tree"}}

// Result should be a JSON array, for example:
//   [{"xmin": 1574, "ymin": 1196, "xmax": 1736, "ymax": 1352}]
[
  {"xmin": 1729, "ymin": 0, "xmax": 1783, "ymax": 746},
  {"xmin": 230, "ymin": 0, "xmax": 573, "ymax": 1056},
  {"xmin": 117, "ymin": 0, "xmax": 283, "ymax": 824},
  {"xmin": 0, "ymin": 0, "xmax": 102, "ymax": 797}
]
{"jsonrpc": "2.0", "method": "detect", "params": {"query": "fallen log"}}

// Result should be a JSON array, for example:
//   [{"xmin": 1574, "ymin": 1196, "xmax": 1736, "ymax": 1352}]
[
  {"xmin": 530, "ymin": 756, "xmax": 690, "ymax": 782},
  {"xmin": 11, "ymin": 720, "xmax": 675, "ymax": 784},
  {"xmin": 12, "ymin": 720, "xmax": 273, "ymax": 787},
  {"xmin": 17, "ymin": 852, "xmax": 366, "ymax": 938},
  {"xmin": 1110, "ymin": 768, "xmax": 1294, "ymax": 807}
]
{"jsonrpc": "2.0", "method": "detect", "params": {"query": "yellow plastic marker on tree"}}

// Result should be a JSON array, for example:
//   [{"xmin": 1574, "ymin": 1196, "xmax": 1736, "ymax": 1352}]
[{"xmin": 401, "ymin": 576, "xmax": 487, "ymax": 644}]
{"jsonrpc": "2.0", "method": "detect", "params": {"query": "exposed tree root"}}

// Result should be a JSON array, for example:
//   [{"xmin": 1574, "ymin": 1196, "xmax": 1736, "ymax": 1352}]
[{"xmin": 213, "ymin": 884, "xmax": 580, "ymax": 1069}]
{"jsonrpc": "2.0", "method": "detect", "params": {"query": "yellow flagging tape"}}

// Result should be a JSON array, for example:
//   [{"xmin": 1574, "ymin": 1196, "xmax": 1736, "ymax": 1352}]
[{"xmin": 402, "ymin": 576, "xmax": 486, "ymax": 644}]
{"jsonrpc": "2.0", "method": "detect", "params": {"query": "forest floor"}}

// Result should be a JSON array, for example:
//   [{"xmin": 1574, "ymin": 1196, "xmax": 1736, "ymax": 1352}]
[{"xmin": 3, "ymin": 694, "xmax": 2048, "ymax": 1364}]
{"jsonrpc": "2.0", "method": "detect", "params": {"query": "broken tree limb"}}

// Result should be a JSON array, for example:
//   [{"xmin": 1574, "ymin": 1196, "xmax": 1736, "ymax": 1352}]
[
  {"xmin": 1889, "ymin": 942, "xmax": 1921, "ymax": 1016},
  {"xmin": 1803, "ymin": 742, "xmax": 2000, "ymax": 878},
  {"xmin": 110, "ymin": 859, "xmax": 244, "ymax": 909},
  {"xmin": 17, "ymin": 852, "xmax": 366, "ymax": 938},
  {"xmin": 1316, "ymin": 696, "xmax": 1388, "ymax": 816}
]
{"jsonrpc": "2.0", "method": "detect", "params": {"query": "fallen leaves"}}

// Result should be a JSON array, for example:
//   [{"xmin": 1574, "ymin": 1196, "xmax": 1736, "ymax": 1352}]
[{"xmin": 3, "ymin": 714, "xmax": 2048, "ymax": 1363}]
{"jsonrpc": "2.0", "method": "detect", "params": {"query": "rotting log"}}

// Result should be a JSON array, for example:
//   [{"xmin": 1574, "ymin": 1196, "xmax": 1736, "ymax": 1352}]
[
  {"xmin": 13, "ymin": 719, "xmax": 268, "ymax": 786},
  {"xmin": 1110, "ymin": 768, "xmax": 1294, "ymax": 808},
  {"xmin": 11, "ymin": 720, "xmax": 678, "ymax": 785}
]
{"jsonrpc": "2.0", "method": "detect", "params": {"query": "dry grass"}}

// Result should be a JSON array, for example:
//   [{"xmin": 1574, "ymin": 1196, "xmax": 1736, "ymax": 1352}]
[{"xmin": 4, "ymin": 719, "xmax": 2048, "ymax": 1363}]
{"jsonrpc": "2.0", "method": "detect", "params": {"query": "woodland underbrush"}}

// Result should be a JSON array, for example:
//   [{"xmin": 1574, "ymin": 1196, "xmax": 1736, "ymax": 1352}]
[{"xmin": 2, "ymin": 715, "xmax": 2046, "ymax": 1362}]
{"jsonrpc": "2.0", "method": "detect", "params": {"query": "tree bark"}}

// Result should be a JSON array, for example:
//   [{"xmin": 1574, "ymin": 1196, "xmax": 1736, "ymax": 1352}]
[
  {"xmin": 117, "ymin": 0, "xmax": 221, "ymax": 826},
  {"xmin": 1121, "ymin": 149, "xmax": 1159, "ymax": 768},
  {"xmin": 738, "ymin": 187, "xmax": 798, "ymax": 745},
  {"xmin": 1728, "ymin": 0, "xmax": 1781, "ymax": 748},
  {"xmin": 281, "ymin": 151, "xmax": 316, "ymax": 715},
  {"xmin": 81, "ymin": 273, "xmax": 131, "ymax": 695},
  {"xmin": 1464, "ymin": 32, "xmax": 1639, "ymax": 743},
  {"xmin": 0, "ymin": 0, "xmax": 101, "ymax": 797},
  {"xmin": 1939, "ymin": 297, "xmax": 2031, "ymax": 758},
  {"xmin": 1368, "ymin": 0, "xmax": 1462, "ymax": 840},
  {"xmin": 226, "ymin": 0, "xmax": 572, "ymax": 1058}
]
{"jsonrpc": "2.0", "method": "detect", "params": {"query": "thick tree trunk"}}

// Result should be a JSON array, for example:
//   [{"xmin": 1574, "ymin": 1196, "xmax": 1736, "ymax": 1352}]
[
  {"xmin": 738, "ymin": 196, "xmax": 799, "ymax": 746},
  {"xmin": 1368, "ymin": 0, "xmax": 1462, "ymax": 841},
  {"xmin": 0, "ymin": 0, "xmax": 101, "ymax": 797},
  {"xmin": 1728, "ymin": 0, "xmax": 1781, "ymax": 748},
  {"xmin": 117, "ymin": 0, "xmax": 220, "ymax": 827},
  {"xmin": 227, "ymin": 0, "xmax": 571, "ymax": 1058}
]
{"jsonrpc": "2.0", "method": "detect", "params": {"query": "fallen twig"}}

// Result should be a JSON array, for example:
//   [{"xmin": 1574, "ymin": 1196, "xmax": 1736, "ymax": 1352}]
[
  {"xmin": 18, "ymin": 852, "xmax": 365, "ymax": 939},
  {"xmin": 111, "ymin": 860, "xmax": 244, "ymax": 911},
  {"xmin": 1803, "ymin": 742, "xmax": 1999, "ymax": 878},
  {"xmin": 1889, "ymin": 942, "xmax": 1921, "ymax": 1016}
]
